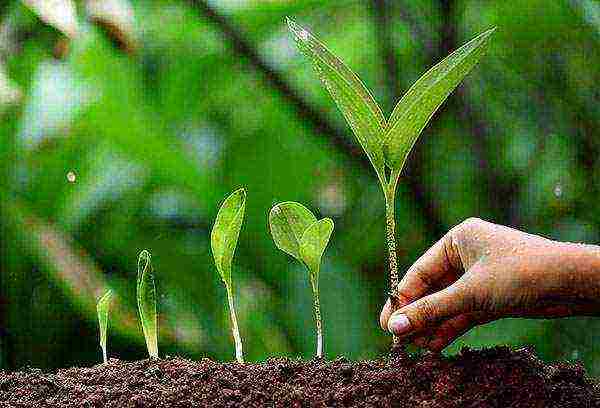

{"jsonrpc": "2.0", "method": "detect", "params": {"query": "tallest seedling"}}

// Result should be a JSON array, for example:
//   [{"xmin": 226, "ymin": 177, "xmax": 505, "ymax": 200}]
[{"xmin": 287, "ymin": 18, "xmax": 495, "ymax": 342}]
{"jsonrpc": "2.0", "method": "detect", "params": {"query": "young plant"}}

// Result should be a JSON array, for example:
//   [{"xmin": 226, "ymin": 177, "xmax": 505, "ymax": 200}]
[
  {"xmin": 269, "ymin": 202, "xmax": 334, "ymax": 358},
  {"xmin": 137, "ymin": 249, "xmax": 158, "ymax": 358},
  {"xmin": 287, "ymin": 18, "xmax": 495, "ymax": 342},
  {"xmin": 96, "ymin": 289, "xmax": 113, "ymax": 364},
  {"xmin": 211, "ymin": 188, "xmax": 247, "ymax": 363}
]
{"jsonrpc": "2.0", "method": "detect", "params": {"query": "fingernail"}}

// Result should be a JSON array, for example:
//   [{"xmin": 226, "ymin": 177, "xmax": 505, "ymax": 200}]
[{"xmin": 387, "ymin": 313, "xmax": 411, "ymax": 335}]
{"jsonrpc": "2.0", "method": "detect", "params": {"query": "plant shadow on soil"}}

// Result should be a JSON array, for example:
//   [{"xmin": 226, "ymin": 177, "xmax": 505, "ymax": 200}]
[{"xmin": 1, "ymin": 346, "xmax": 599, "ymax": 407}]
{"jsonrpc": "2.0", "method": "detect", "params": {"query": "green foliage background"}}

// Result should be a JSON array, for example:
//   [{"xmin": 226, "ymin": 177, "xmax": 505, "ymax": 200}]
[{"xmin": 1, "ymin": 0, "xmax": 599, "ymax": 374}]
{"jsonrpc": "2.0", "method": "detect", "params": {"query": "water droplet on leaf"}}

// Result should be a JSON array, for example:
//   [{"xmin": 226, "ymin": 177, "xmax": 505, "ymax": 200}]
[
  {"xmin": 66, "ymin": 171, "xmax": 76, "ymax": 183},
  {"xmin": 553, "ymin": 184, "xmax": 562, "ymax": 198},
  {"xmin": 298, "ymin": 30, "xmax": 309, "ymax": 41}
]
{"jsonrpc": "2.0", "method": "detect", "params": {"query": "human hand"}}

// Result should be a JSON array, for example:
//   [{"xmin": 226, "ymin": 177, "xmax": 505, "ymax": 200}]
[{"xmin": 380, "ymin": 218, "xmax": 600, "ymax": 352}]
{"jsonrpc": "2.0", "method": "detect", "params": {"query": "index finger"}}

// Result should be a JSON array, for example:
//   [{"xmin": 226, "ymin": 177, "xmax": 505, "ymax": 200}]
[{"xmin": 380, "ymin": 230, "xmax": 463, "ymax": 330}]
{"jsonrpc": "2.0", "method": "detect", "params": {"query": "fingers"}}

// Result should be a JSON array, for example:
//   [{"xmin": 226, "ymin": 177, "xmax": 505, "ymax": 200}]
[
  {"xmin": 387, "ymin": 282, "xmax": 472, "ymax": 338},
  {"xmin": 380, "ymin": 222, "xmax": 468, "ymax": 332},
  {"xmin": 379, "ymin": 298, "xmax": 392, "ymax": 331},
  {"xmin": 395, "ymin": 232, "xmax": 463, "ymax": 304}
]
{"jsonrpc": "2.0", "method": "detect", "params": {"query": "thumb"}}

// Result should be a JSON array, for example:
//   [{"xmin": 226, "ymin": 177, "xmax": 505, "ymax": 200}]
[{"xmin": 387, "ymin": 283, "xmax": 472, "ymax": 337}]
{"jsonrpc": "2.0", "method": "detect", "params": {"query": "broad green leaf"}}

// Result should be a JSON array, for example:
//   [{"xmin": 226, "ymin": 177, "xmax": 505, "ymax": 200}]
[
  {"xmin": 96, "ymin": 289, "xmax": 113, "ymax": 363},
  {"xmin": 269, "ymin": 201, "xmax": 317, "ymax": 262},
  {"xmin": 299, "ymin": 218, "xmax": 334, "ymax": 277},
  {"xmin": 211, "ymin": 188, "xmax": 246, "ymax": 286},
  {"xmin": 287, "ymin": 18, "xmax": 387, "ymax": 185},
  {"xmin": 384, "ymin": 27, "xmax": 496, "ymax": 171},
  {"xmin": 137, "ymin": 250, "xmax": 158, "ymax": 358}
]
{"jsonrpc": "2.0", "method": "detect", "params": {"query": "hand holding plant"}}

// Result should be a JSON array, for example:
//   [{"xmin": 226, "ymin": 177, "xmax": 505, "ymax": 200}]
[{"xmin": 380, "ymin": 218, "xmax": 600, "ymax": 351}]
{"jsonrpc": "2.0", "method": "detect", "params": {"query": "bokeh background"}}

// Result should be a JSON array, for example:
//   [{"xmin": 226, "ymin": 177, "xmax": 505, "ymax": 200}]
[{"xmin": 1, "ymin": 0, "xmax": 599, "ymax": 374}]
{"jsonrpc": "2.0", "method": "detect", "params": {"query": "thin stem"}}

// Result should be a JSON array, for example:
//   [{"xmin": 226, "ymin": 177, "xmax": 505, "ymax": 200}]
[
  {"xmin": 384, "ymin": 186, "xmax": 400, "ymax": 345},
  {"xmin": 384, "ymin": 191, "xmax": 399, "ymax": 292},
  {"xmin": 310, "ymin": 276, "xmax": 323, "ymax": 358},
  {"xmin": 226, "ymin": 286, "xmax": 244, "ymax": 363},
  {"xmin": 102, "ymin": 347, "xmax": 107, "ymax": 364}
]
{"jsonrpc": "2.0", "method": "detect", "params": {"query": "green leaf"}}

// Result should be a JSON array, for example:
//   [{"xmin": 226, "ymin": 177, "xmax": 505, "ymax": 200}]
[
  {"xmin": 287, "ymin": 18, "xmax": 387, "ymax": 186},
  {"xmin": 299, "ymin": 218, "xmax": 334, "ymax": 277},
  {"xmin": 137, "ymin": 250, "xmax": 158, "ymax": 358},
  {"xmin": 210, "ymin": 188, "xmax": 246, "ymax": 286},
  {"xmin": 96, "ymin": 289, "xmax": 113, "ymax": 363},
  {"xmin": 384, "ymin": 28, "xmax": 496, "ymax": 171},
  {"xmin": 269, "ymin": 201, "xmax": 317, "ymax": 262}
]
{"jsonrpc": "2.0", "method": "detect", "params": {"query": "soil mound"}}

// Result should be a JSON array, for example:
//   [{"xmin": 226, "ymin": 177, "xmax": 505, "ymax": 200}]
[{"xmin": 1, "ymin": 347, "xmax": 598, "ymax": 407}]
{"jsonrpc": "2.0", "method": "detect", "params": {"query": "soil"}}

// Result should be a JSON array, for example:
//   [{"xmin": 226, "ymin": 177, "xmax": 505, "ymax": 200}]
[{"xmin": 1, "ymin": 346, "xmax": 598, "ymax": 407}]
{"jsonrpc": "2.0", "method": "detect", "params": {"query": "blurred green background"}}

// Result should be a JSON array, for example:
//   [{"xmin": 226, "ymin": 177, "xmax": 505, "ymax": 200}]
[{"xmin": 1, "ymin": 0, "xmax": 599, "ymax": 374}]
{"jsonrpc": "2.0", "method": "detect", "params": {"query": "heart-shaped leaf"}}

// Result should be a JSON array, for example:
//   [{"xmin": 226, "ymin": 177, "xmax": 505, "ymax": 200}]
[
  {"xmin": 383, "ymin": 28, "xmax": 496, "ymax": 171},
  {"xmin": 269, "ymin": 201, "xmax": 334, "ymax": 358},
  {"xmin": 288, "ymin": 18, "xmax": 387, "ymax": 186},
  {"xmin": 300, "ymin": 218, "xmax": 334, "ymax": 277},
  {"xmin": 137, "ymin": 250, "xmax": 158, "ymax": 358},
  {"xmin": 96, "ymin": 289, "xmax": 113, "ymax": 363},
  {"xmin": 269, "ymin": 201, "xmax": 317, "ymax": 262},
  {"xmin": 211, "ymin": 188, "xmax": 246, "ymax": 286}
]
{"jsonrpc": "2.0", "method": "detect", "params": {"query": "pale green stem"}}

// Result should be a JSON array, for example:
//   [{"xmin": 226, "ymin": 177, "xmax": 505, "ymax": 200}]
[
  {"xmin": 102, "ymin": 346, "xmax": 107, "ymax": 364},
  {"xmin": 226, "ymin": 285, "xmax": 244, "ymax": 363},
  {"xmin": 310, "ymin": 275, "xmax": 323, "ymax": 358}
]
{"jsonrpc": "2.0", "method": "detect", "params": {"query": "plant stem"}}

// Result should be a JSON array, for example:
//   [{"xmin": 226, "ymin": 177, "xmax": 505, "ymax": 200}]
[
  {"xmin": 226, "ymin": 286, "xmax": 244, "ymax": 363},
  {"xmin": 384, "ymin": 188, "xmax": 400, "ymax": 345},
  {"xmin": 102, "ymin": 347, "xmax": 107, "ymax": 364},
  {"xmin": 310, "ymin": 276, "xmax": 323, "ymax": 358},
  {"xmin": 384, "ymin": 191, "xmax": 399, "ymax": 291}
]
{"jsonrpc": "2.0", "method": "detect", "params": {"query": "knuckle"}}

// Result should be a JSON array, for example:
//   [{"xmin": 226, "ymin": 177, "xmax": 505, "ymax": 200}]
[
  {"xmin": 411, "ymin": 262, "xmax": 434, "ymax": 289},
  {"xmin": 455, "ymin": 280, "xmax": 478, "ymax": 311},
  {"xmin": 456, "ymin": 217, "xmax": 483, "ymax": 235},
  {"xmin": 415, "ymin": 297, "xmax": 439, "ymax": 325}
]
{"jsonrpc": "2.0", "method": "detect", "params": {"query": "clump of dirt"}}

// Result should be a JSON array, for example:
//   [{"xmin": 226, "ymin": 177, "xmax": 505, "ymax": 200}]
[{"xmin": 1, "ymin": 346, "xmax": 598, "ymax": 407}]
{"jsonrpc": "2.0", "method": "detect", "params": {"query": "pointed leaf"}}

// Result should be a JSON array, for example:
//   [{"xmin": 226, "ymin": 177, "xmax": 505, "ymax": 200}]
[
  {"xmin": 211, "ymin": 188, "xmax": 246, "ymax": 286},
  {"xmin": 384, "ymin": 28, "xmax": 496, "ymax": 170},
  {"xmin": 269, "ymin": 201, "xmax": 317, "ymax": 261},
  {"xmin": 299, "ymin": 218, "xmax": 334, "ymax": 277},
  {"xmin": 96, "ymin": 289, "xmax": 113, "ymax": 363},
  {"xmin": 288, "ymin": 18, "xmax": 387, "ymax": 185},
  {"xmin": 137, "ymin": 250, "xmax": 158, "ymax": 358}
]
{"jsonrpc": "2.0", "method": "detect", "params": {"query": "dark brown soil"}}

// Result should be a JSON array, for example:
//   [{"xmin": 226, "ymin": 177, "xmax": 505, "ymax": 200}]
[{"xmin": 1, "ymin": 347, "xmax": 598, "ymax": 407}]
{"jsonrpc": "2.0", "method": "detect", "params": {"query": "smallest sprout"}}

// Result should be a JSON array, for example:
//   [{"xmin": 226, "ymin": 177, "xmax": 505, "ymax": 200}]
[
  {"xmin": 137, "ymin": 250, "xmax": 158, "ymax": 358},
  {"xmin": 96, "ymin": 289, "xmax": 113, "ymax": 364}
]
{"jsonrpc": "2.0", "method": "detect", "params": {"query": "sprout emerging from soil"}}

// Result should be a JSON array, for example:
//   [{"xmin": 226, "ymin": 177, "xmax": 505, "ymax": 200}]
[
  {"xmin": 137, "ymin": 250, "xmax": 158, "ymax": 358},
  {"xmin": 96, "ymin": 289, "xmax": 113, "ymax": 364},
  {"xmin": 269, "ymin": 202, "xmax": 334, "ymax": 358},
  {"xmin": 211, "ymin": 188, "xmax": 247, "ymax": 363},
  {"xmin": 288, "ymin": 17, "xmax": 494, "ymax": 344}
]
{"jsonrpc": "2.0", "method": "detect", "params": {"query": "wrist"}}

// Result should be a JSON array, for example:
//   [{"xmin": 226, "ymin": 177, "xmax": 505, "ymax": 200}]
[{"xmin": 554, "ymin": 242, "xmax": 600, "ymax": 306}]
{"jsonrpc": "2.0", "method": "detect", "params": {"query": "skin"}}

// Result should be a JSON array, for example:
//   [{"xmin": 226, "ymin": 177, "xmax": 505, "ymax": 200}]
[{"xmin": 380, "ymin": 218, "xmax": 600, "ymax": 352}]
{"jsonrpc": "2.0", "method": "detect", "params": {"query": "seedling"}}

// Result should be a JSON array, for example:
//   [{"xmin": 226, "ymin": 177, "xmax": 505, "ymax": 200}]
[
  {"xmin": 137, "ymin": 249, "xmax": 158, "ymax": 358},
  {"xmin": 211, "ymin": 188, "xmax": 247, "ymax": 363},
  {"xmin": 287, "ymin": 18, "xmax": 494, "ymax": 342},
  {"xmin": 96, "ymin": 289, "xmax": 113, "ymax": 364},
  {"xmin": 269, "ymin": 202, "xmax": 334, "ymax": 358}
]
